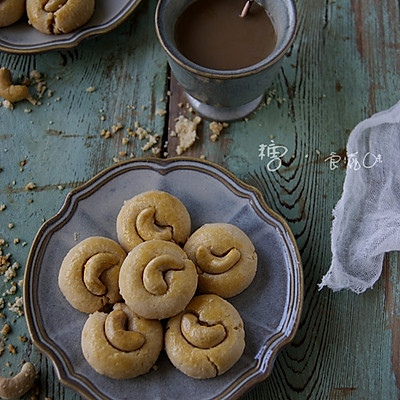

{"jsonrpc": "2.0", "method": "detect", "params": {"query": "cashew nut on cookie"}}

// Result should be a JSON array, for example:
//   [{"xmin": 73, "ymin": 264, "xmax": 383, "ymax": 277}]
[
  {"xmin": 165, "ymin": 294, "xmax": 245, "ymax": 379},
  {"xmin": 184, "ymin": 223, "xmax": 257, "ymax": 298},
  {"xmin": 58, "ymin": 236, "xmax": 126, "ymax": 313},
  {"xmin": 119, "ymin": 240, "xmax": 198, "ymax": 320},
  {"xmin": 116, "ymin": 190, "xmax": 191, "ymax": 252},
  {"xmin": 81, "ymin": 303, "xmax": 163, "ymax": 379}
]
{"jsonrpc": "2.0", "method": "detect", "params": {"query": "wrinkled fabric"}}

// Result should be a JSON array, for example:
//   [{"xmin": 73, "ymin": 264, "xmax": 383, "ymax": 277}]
[{"xmin": 319, "ymin": 100, "xmax": 400, "ymax": 293}]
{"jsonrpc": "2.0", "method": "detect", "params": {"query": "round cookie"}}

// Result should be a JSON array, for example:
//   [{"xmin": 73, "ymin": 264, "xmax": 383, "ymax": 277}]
[
  {"xmin": 0, "ymin": 0, "xmax": 25, "ymax": 28},
  {"xmin": 184, "ymin": 223, "xmax": 257, "ymax": 298},
  {"xmin": 165, "ymin": 294, "xmax": 245, "ymax": 379},
  {"xmin": 119, "ymin": 239, "xmax": 198, "ymax": 320},
  {"xmin": 58, "ymin": 236, "xmax": 126, "ymax": 314},
  {"xmin": 116, "ymin": 190, "xmax": 191, "ymax": 252},
  {"xmin": 81, "ymin": 302, "xmax": 163, "ymax": 379},
  {"xmin": 26, "ymin": 0, "xmax": 95, "ymax": 34}
]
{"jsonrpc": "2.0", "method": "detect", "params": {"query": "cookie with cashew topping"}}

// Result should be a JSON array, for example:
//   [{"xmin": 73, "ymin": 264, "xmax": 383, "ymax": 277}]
[
  {"xmin": 116, "ymin": 190, "xmax": 191, "ymax": 252},
  {"xmin": 184, "ymin": 223, "xmax": 257, "ymax": 298},
  {"xmin": 0, "ymin": 0, "xmax": 25, "ymax": 28},
  {"xmin": 165, "ymin": 294, "xmax": 245, "ymax": 379},
  {"xmin": 119, "ymin": 239, "xmax": 198, "ymax": 320},
  {"xmin": 26, "ymin": 0, "xmax": 95, "ymax": 35},
  {"xmin": 58, "ymin": 236, "xmax": 126, "ymax": 314},
  {"xmin": 81, "ymin": 303, "xmax": 163, "ymax": 379}
]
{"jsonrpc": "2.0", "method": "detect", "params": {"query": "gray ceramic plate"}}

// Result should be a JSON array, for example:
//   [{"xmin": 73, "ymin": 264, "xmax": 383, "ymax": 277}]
[
  {"xmin": 24, "ymin": 157, "xmax": 303, "ymax": 400},
  {"xmin": 0, "ymin": 0, "xmax": 141, "ymax": 54}
]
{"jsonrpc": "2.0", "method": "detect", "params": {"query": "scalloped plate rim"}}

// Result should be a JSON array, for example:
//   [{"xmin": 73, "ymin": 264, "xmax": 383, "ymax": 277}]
[{"xmin": 24, "ymin": 157, "xmax": 303, "ymax": 400}]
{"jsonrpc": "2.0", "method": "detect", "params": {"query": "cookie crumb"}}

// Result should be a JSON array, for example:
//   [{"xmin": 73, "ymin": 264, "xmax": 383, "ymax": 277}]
[
  {"xmin": 3, "ymin": 100, "xmax": 13, "ymax": 110},
  {"xmin": 7, "ymin": 344, "xmax": 16, "ymax": 354},
  {"xmin": 174, "ymin": 115, "xmax": 201, "ymax": 155},
  {"xmin": 156, "ymin": 108, "xmax": 167, "ymax": 116},
  {"xmin": 1, "ymin": 323, "xmax": 10, "ymax": 335},
  {"xmin": 209, "ymin": 121, "xmax": 228, "ymax": 142},
  {"xmin": 25, "ymin": 182, "xmax": 36, "ymax": 191}
]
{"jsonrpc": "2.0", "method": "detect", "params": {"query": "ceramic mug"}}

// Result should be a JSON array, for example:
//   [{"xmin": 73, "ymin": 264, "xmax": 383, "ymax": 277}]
[{"xmin": 155, "ymin": 0, "xmax": 298, "ymax": 121}]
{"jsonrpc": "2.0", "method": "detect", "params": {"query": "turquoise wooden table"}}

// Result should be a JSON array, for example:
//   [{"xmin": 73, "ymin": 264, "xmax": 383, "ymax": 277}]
[{"xmin": 0, "ymin": 0, "xmax": 399, "ymax": 399}]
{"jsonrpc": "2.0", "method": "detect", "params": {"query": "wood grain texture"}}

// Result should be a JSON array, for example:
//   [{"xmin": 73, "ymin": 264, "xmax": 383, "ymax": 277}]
[{"xmin": 0, "ymin": 0, "xmax": 399, "ymax": 398}]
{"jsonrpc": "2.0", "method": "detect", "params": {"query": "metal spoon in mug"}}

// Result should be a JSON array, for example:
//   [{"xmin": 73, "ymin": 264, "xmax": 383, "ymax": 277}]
[{"xmin": 240, "ymin": 0, "xmax": 254, "ymax": 17}]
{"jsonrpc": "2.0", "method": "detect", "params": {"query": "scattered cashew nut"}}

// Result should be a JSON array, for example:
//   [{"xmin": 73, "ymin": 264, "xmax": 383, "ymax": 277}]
[
  {"xmin": 105, "ymin": 310, "xmax": 145, "ymax": 352},
  {"xmin": 143, "ymin": 254, "xmax": 187, "ymax": 295},
  {"xmin": 83, "ymin": 252, "xmax": 119, "ymax": 296},
  {"xmin": 196, "ymin": 245, "xmax": 241, "ymax": 274},
  {"xmin": 181, "ymin": 313, "xmax": 226, "ymax": 349},
  {"xmin": 0, "ymin": 68, "xmax": 35, "ymax": 105},
  {"xmin": 136, "ymin": 207, "xmax": 173, "ymax": 242},
  {"xmin": 0, "ymin": 362, "xmax": 36, "ymax": 400}
]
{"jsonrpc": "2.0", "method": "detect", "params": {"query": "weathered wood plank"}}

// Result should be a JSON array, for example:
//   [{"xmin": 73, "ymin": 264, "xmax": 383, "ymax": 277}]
[
  {"xmin": 166, "ymin": 0, "xmax": 400, "ymax": 399},
  {"xmin": 0, "ymin": 0, "xmax": 399, "ymax": 398},
  {"xmin": 0, "ymin": 0, "xmax": 168, "ymax": 397}
]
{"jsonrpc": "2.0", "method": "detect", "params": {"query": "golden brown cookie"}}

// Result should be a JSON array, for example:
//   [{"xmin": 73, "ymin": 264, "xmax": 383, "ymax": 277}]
[
  {"xmin": 26, "ymin": 0, "xmax": 95, "ymax": 34},
  {"xmin": 184, "ymin": 223, "xmax": 257, "ymax": 298},
  {"xmin": 58, "ymin": 236, "xmax": 126, "ymax": 314},
  {"xmin": 119, "ymin": 239, "xmax": 198, "ymax": 320},
  {"xmin": 165, "ymin": 294, "xmax": 245, "ymax": 379},
  {"xmin": 0, "ymin": 0, "xmax": 25, "ymax": 27},
  {"xmin": 116, "ymin": 190, "xmax": 191, "ymax": 252},
  {"xmin": 81, "ymin": 303, "xmax": 163, "ymax": 379}
]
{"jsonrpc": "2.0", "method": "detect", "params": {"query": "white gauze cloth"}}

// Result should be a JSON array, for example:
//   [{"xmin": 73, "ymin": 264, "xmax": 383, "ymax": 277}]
[{"xmin": 319, "ymin": 100, "xmax": 400, "ymax": 293}]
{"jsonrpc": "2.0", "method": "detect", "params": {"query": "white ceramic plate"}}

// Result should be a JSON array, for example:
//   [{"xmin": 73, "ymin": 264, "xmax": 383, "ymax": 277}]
[
  {"xmin": 0, "ymin": 0, "xmax": 141, "ymax": 54},
  {"xmin": 24, "ymin": 157, "xmax": 303, "ymax": 400}
]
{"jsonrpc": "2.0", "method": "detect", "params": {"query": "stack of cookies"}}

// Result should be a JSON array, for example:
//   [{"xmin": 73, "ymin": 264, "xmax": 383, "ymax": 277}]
[{"xmin": 58, "ymin": 190, "xmax": 258, "ymax": 380}]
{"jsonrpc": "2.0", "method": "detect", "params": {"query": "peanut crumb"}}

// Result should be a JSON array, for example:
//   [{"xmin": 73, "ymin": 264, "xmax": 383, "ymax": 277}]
[
  {"xmin": 1, "ymin": 324, "xmax": 10, "ymax": 335},
  {"xmin": 29, "ymin": 70, "xmax": 41, "ymax": 80},
  {"xmin": 7, "ymin": 344, "xmax": 16, "ymax": 354},
  {"xmin": 111, "ymin": 123, "xmax": 123, "ymax": 134},
  {"xmin": 3, "ymin": 100, "xmax": 13, "ymax": 109},
  {"xmin": 25, "ymin": 182, "xmax": 36, "ymax": 191},
  {"xmin": 209, "ymin": 121, "xmax": 228, "ymax": 142},
  {"xmin": 156, "ymin": 108, "xmax": 167, "ymax": 116}
]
